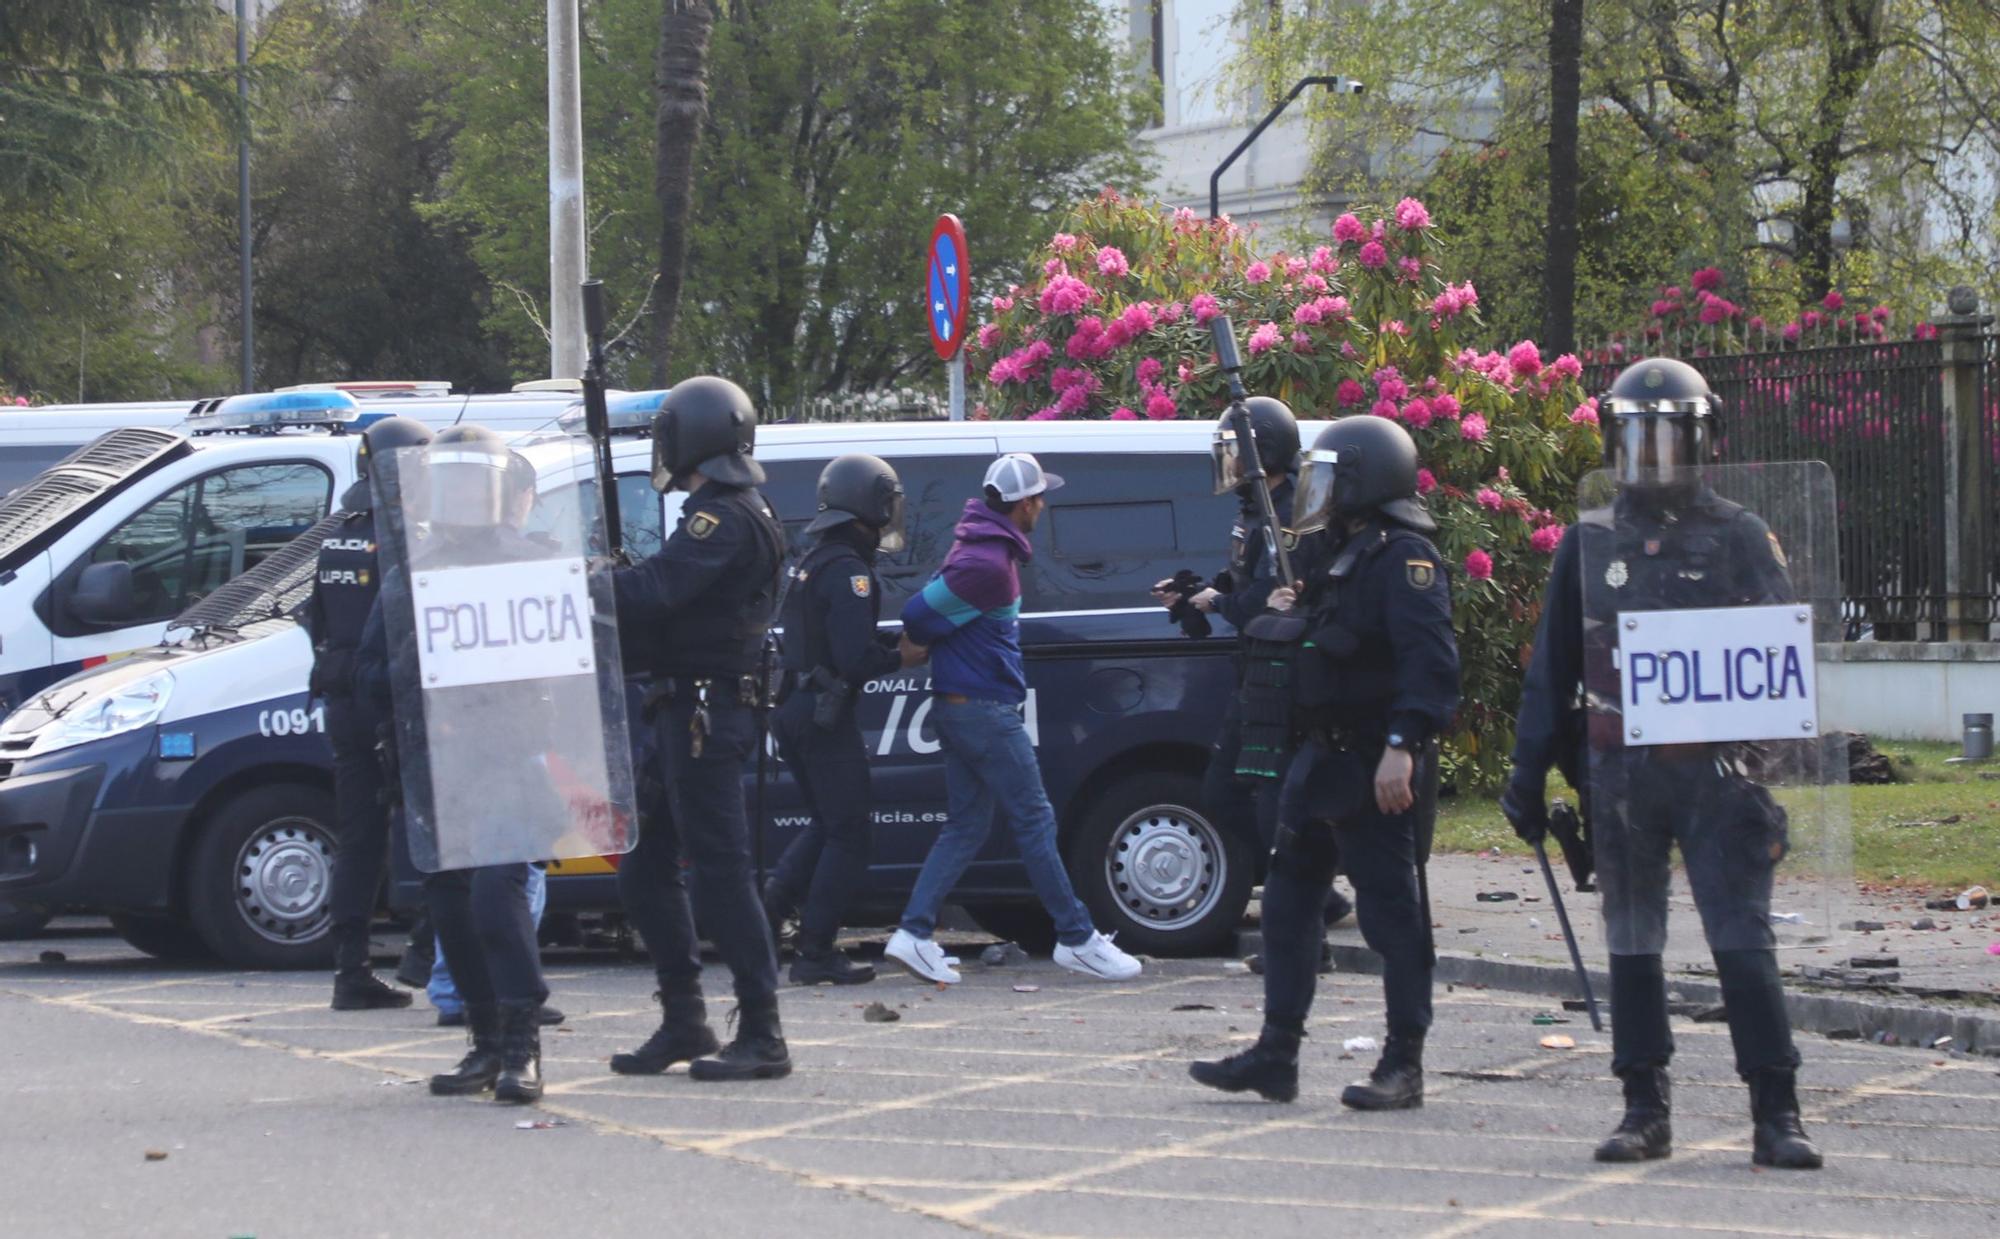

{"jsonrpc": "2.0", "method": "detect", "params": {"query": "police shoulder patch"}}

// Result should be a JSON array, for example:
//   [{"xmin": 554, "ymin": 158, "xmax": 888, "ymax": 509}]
[
  {"xmin": 1280, "ymin": 529, "xmax": 1300, "ymax": 552},
  {"xmin": 687, "ymin": 510, "xmax": 721, "ymax": 540},
  {"xmin": 850, "ymin": 574, "xmax": 872, "ymax": 598},
  {"xmin": 1766, "ymin": 530, "xmax": 1788, "ymax": 568},
  {"xmin": 1405, "ymin": 559, "xmax": 1436, "ymax": 590}
]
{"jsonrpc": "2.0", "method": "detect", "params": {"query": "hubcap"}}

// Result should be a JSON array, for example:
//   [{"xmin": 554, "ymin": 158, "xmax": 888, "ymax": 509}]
[
  {"xmin": 1103, "ymin": 803, "xmax": 1226, "ymax": 933},
  {"xmin": 235, "ymin": 817, "xmax": 335, "ymax": 945}
]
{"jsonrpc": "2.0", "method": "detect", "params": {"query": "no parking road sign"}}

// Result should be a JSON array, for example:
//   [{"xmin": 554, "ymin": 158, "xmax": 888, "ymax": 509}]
[{"xmin": 927, "ymin": 214, "xmax": 969, "ymax": 361}]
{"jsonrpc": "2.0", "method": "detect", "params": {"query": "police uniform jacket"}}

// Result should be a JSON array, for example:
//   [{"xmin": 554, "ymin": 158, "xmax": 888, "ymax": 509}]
[
  {"xmin": 303, "ymin": 493, "xmax": 379, "ymax": 699},
  {"xmin": 1510, "ymin": 486, "xmax": 1794, "ymax": 794},
  {"xmin": 1214, "ymin": 477, "xmax": 1295, "ymax": 634},
  {"xmin": 612, "ymin": 480, "xmax": 784, "ymax": 680},
  {"xmin": 779, "ymin": 525, "xmax": 900, "ymax": 691},
  {"xmin": 1290, "ymin": 517, "xmax": 1459, "ymax": 748}
]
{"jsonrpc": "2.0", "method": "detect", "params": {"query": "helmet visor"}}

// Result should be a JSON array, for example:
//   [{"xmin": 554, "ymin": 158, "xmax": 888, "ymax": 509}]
[
  {"xmin": 429, "ymin": 447, "xmax": 507, "ymax": 526},
  {"xmin": 1609, "ymin": 403, "xmax": 1701, "ymax": 485},
  {"xmin": 1211, "ymin": 424, "xmax": 1251, "ymax": 494},
  {"xmin": 877, "ymin": 492, "xmax": 907, "ymax": 553},
  {"xmin": 1293, "ymin": 447, "xmax": 1340, "ymax": 535}
]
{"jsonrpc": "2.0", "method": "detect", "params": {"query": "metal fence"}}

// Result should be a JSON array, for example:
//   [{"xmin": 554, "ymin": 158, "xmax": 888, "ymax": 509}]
[{"xmin": 1585, "ymin": 330, "xmax": 1998, "ymax": 640}]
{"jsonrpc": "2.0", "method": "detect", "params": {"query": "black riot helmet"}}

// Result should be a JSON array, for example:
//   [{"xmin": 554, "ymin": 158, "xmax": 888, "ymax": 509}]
[
  {"xmin": 426, "ymin": 424, "xmax": 511, "ymax": 528},
  {"xmin": 1293, "ymin": 415, "xmax": 1435, "ymax": 534},
  {"xmin": 805, "ymin": 453, "xmax": 906, "ymax": 551},
  {"xmin": 355, "ymin": 415, "xmax": 433, "ymax": 481},
  {"xmin": 1602, "ymin": 357, "xmax": 1720, "ymax": 487},
  {"xmin": 649, "ymin": 376, "xmax": 763, "ymax": 492},
  {"xmin": 1210, "ymin": 396, "xmax": 1301, "ymax": 494}
]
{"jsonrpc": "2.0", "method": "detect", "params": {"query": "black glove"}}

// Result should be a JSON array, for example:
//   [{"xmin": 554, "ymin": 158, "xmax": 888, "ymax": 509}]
[{"xmin": 1499, "ymin": 778, "xmax": 1548, "ymax": 846}]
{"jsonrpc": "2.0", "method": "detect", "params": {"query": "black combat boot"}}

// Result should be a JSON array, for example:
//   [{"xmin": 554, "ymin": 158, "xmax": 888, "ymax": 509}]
[
  {"xmin": 610, "ymin": 988, "xmax": 721, "ymax": 1075},
  {"xmin": 1189, "ymin": 1025, "xmax": 1300, "ymax": 1102},
  {"xmin": 493, "ymin": 1001, "xmax": 543, "ymax": 1104},
  {"xmin": 1340, "ymin": 1034, "xmax": 1424, "ymax": 1111},
  {"xmin": 1594, "ymin": 1065, "xmax": 1673, "ymax": 1162},
  {"xmin": 332, "ymin": 968, "xmax": 413, "ymax": 1011},
  {"xmin": 789, "ymin": 949, "xmax": 876, "ymax": 986},
  {"xmin": 429, "ymin": 1002, "xmax": 504, "ymax": 1096},
  {"xmin": 689, "ymin": 999, "xmax": 793, "ymax": 1081},
  {"xmin": 1749, "ymin": 1069, "xmax": 1823, "ymax": 1169}
]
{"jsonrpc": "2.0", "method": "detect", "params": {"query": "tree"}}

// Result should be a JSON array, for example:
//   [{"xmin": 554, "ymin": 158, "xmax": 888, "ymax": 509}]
[
  {"xmin": 650, "ymin": 0, "xmax": 715, "ymax": 384},
  {"xmin": 1543, "ymin": 0, "xmax": 1583, "ymax": 353}
]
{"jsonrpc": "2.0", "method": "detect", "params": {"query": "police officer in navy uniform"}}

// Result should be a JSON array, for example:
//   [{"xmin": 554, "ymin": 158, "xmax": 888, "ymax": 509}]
[
  {"xmin": 608, "ymin": 377, "xmax": 792, "ymax": 1081},
  {"xmin": 1191, "ymin": 415, "xmax": 1458, "ymax": 1108},
  {"xmin": 761, "ymin": 454, "xmax": 906, "ymax": 986},
  {"xmin": 307, "ymin": 415, "xmax": 432, "ymax": 1012},
  {"xmin": 1503, "ymin": 358, "xmax": 1822, "ymax": 1169}
]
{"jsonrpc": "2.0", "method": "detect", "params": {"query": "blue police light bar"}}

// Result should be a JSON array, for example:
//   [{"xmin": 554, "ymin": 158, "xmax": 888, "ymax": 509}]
[
  {"xmin": 189, "ymin": 389, "xmax": 363, "ymax": 435},
  {"xmin": 556, "ymin": 388, "xmax": 670, "ymax": 436}
]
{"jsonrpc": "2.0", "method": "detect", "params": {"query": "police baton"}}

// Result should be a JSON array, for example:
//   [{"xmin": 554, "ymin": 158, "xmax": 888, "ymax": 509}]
[
  {"xmin": 580, "ymin": 279, "xmax": 623, "ymax": 559},
  {"xmin": 1208, "ymin": 316, "xmax": 1295, "ymax": 587},
  {"xmin": 1533, "ymin": 833, "xmax": 1603, "ymax": 1032}
]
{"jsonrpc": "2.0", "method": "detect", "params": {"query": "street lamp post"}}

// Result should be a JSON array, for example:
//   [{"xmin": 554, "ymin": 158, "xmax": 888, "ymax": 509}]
[
  {"xmin": 236, "ymin": 0, "xmax": 253, "ymax": 390},
  {"xmin": 1208, "ymin": 74, "xmax": 1364, "ymax": 222}
]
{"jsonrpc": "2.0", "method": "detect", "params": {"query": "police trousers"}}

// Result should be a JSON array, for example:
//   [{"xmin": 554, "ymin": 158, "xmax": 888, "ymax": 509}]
[
  {"xmin": 423, "ymin": 862, "xmax": 547, "ymax": 1007},
  {"xmin": 1263, "ymin": 739, "xmax": 1431, "ymax": 1041},
  {"xmin": 616, "ymin": 688, "xmax": 778, "ymax": 1005},
  {"xmin": 324, "ymin": 693, "xmax": 392, "ymax": 974},
  {"xmin": 768, "ymin": 693, "xmax": 872, "ymax": 956},
  {"xmin": 1202, "ymin": 693, "xmax": 1283, "ymax": 853}
]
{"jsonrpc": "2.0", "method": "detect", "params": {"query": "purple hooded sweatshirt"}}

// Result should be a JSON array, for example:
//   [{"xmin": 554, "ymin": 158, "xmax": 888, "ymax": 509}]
[{"xmin": 899, "ymin": 499, "xmax": 1031, "ymax": 704}]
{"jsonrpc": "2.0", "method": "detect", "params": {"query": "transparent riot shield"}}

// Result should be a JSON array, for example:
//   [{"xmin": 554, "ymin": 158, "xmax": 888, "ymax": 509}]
[
  {"xmin": 373, "ymin": 443, "xmax": 636, "ymax": 872},
  {"xmin": 1577, "ymin": 462, "xmax": 1852, "ymax": 954}
]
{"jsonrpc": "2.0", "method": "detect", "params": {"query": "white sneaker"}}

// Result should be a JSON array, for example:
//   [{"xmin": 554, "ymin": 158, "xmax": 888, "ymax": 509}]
[
  {"xmin": 1054, "ymin": 931, "xmax": 1143, "ymax": 981},
  {"xmin": 885, "ymin": 929, "xmax": 961, "ymax": 984}
]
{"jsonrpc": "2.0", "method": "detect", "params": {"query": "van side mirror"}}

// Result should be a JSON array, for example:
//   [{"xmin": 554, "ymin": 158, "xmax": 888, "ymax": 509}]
[{"xmin": 71, "ymin": 561, "xmax": 137, "ymax": 626}]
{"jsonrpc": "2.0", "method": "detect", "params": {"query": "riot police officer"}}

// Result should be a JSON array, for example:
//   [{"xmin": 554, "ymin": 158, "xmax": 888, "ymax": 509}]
[
  {"xmin": 307, "ymin": 414, "xmax": 431, "ymax": 1012},
  {"xmin": 1191, "ymin": 415, "xmax": 1458, "ymax": 1108},
  {"xmin": 608, "ymin": 377, "xmax": 791, "ymax": 1081},
  {"xmin": 762, "ymin": 455, "xmax": 906, "ymax": 986},
  {"xmin": 1503, "ymin": 358, "xmax": 1822, "ymax": 1169}
]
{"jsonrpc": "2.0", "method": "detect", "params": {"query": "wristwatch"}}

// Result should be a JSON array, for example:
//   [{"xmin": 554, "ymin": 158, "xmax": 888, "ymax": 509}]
[{"xmin": 1385, "ymin": 732, "xmax": 1413, "ymax": 753}]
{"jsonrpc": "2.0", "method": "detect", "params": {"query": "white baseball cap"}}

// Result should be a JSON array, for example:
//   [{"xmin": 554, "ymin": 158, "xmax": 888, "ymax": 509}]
[{"xmin": 983, "ymin": 452, "xmax": 1065, "ymax": 502}]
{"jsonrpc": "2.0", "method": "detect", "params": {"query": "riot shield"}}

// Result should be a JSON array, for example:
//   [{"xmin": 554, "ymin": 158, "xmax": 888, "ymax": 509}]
[
  {"xmin": 1577, "ymin": 462, "xmax": 1852, "ymax": 954},
  {"xmin": 373, "ymin": 442, "xmax": 637, "ymax": 873}
]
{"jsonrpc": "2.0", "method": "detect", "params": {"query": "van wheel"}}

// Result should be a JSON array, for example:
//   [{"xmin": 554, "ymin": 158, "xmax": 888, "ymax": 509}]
[
  {"xmin": 963, "ymin": 903, "xmax": 1057, "ymax": 956},
  {"xmin": 1068, "ymin": 771, "xmax": 1253, "ymax": 958},
  {"xmin": 186, "ymin": 784, "xmax": 338, "ymax": 970},
  {"xmin": 0, "ymin": 902, "xmax": 53, "ymax": 940},
  {"xmin": 109, "ymin": 913, "xmax": 214, "ymax": 962}
]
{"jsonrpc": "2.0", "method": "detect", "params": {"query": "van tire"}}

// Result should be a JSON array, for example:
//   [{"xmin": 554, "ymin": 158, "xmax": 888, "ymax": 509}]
[
  {"xmin": 186, "ymin": 783, "xmax": 339, "ymax": 970},
  {"xmin": 109, "ymin": 913, "xmax": 213, "ymax": 962},
  {"xmin": 0, "ymin": 902, "xmax": 53, "ymax": 939},
  {"xmin": 1068, "ymin": 771, "xmax": 1253, "ymax": 958}
]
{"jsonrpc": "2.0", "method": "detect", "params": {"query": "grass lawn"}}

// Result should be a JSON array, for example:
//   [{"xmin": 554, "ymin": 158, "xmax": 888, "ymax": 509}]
[{"xmin": 1435, "ymin": 741, "xmax": 2000, "ymax": 891}]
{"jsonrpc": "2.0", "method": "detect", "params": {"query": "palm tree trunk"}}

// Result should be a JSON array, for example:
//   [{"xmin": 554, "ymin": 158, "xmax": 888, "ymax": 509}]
[{"xmin": 650, "ymin": 0, "xmax": 715, "ymax": 385}]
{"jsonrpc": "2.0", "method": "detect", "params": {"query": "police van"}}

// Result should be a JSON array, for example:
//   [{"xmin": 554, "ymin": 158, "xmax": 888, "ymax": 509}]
[
  {"xmin": 0, "ymin": 388, "xmax": 589, "ymax": 724},
  {"xmin": 0, "ymin": 412, "xmax": 1319, "ymax": 963}
]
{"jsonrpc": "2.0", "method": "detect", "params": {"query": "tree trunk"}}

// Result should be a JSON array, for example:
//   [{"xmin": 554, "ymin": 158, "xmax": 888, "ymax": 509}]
[
  {"xmin": 1795, "ymin": 1, "xmax": 1886, "ymax": 303},
  {"xmin": 650, "ymin": 0, "xmax": 715, "ymax": 386},
  {"xmin": 1542, "ymin": 0, "xmax": 1583, "ymax": 354}
]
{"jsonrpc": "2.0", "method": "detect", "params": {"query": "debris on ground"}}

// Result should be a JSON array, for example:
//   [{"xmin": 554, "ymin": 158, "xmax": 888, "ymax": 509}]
[
  {"xmin": 1539, "ymin": 1034, "xmax": 1577, "ymax": 1050},
  {"xmin": 1848, "ymin": 954, "xmax": 1899, "ymax": 969},
  {"xmin": 514, "ymin": 1119, "xmax": 567, "ymax": 1130},
  {"xmin": 1825, "ymin": 1028, "xmax": 1862, "ymax": 1040},
  {"xmin": 1692, "ymin": 1004, "xmax": 1730, "ymax": 1023},
  {"xmin": 1475, "ymin": 891, "xmax": 1519, "ymax": 903},
  {"xmin": 1837, "ymin": 731, "xmax": 1900, "ymax": 784},
  {"xmin": 143, "ymin": 1149, "xmax": 168, "ymax": 1161},
  {"xmin": 1171, "ymin": 1003, "xmax": 1217, "ymax": 1012},
  {"xmin": 1912, "ymin": 917, "xmax": 1938, "ymax": 931},
  {"xmin": 1769, "ymin": 912, "xmax": 1805, "ymax": 924},
  {"xmin": 1010, "ymin": 985, "xmax": 1040, "ymax": 994},
  {"xmin": 1803, "ymin": 965, "xmax": 1901, "ymax": 987},
  {"xmin": 1342, "ymin": 1036, "xmax": 1378, "ymax": 1053},
  {"xmin": 980, "ymin": 942, "xmax": 1029, "ymax": 967},
  {"xmin": 1928, "ymin": 886, "xmax": 1990, "ymax": 911},
  {"xmin": 1530, "ymin": 1013, "xmax": 1569, "ymax": 1026},
  {"xmin": 862, "ymin": 1001, "xmax": 901, "ymax": 1022},
  {"xmin": 37, "ymin": 950, "xmax": 64, "ymax": 964},
  {"xmin": 1842, "ymin": 920, "xmax": 1887, "ymax": 932}
]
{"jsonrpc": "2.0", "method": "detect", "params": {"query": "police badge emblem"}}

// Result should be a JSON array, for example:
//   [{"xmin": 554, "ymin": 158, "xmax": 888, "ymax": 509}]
[
  {"xmin": 849, "ymin": 574, "xmax": 871, "ymax": 598},
  {"xmin": 687, "ymin": 511, "xmax": 719, "ymax": 540},
  {"xmin": 1606, "ymin": 560, "xmax": 1629, "ymax": 588},
  {"xmin": 1405, "ymin": 559, "xmax": 1435, "ymax": 590}
]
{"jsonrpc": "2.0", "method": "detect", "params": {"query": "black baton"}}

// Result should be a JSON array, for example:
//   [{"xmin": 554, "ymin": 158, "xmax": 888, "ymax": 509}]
[{"xmin": 1534, "ymin": 837, "xmax": 1603, "ymax": 1032}]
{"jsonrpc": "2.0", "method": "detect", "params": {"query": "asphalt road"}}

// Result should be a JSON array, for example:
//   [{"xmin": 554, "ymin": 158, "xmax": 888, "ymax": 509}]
[{"xmin": 2, "ymin": 922, "xmax": 1997, "ymax": 1238}]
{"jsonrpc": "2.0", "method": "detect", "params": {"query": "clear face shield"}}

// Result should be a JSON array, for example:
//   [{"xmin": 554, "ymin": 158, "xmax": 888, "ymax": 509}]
[
  {"xmin": 1211, "ymin": 422, "xmax": 1252, "ymax": 495},
  {"xmin": 876, "ymin": 491, "xmax": 907, "ymax": 553},
  {"xmin": 428, "ymin": 448, "xmax": 508, "ymax": 527},
  {"xmin": 1292, "ymin": 447, "xmax": 1340, "ymax": 535},
  {"xmin": 1608, "ymin": 401, "xmax": 1705, "ymax": 487}
]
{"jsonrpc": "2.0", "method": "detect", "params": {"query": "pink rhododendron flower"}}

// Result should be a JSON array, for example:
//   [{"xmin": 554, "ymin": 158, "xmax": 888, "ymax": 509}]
[
  {"xmin": 1293, "ymin": 301, "xmax": 1324, "ymax": 326},
  {"xmin": 1370, "ymin": 399, "xmax": 1399, "ymax": 419},
  {"xmin": 1246, "ymin": 321, "xmax": 1284, "ymax": 353},
  {"xmin": 1415, "ymin": 468, "xmax": 1437, "ymax": 495},
  {"xmin": 1650, "ymin": 299, "xmax": 1677, "ymax": 318},
  {"xmin": 1374, "ymin": 368, "xmax": 1409, "ymax": 403},
  {"xmin": 1110, "ymin": 407, "xmax": 1138, "ymax": 421},
  {"xmin": 1171, "ymin": 206, "xmax": 1200, "ymax": 230},
  {"xmin": 1301, "ymin": 273, "xmax": 1329, "ymax": 293},
  {"xmin": 1056, "ymin": 385, "xmax": 1092, "ymax": 414},
  {"xmin": 1476, "ymin": 487, "xmax": 1503, "ymax": 511},
  {"xmin": 1822, "ymin": 290, "xmax": 1845, "ymax": 311},
  {"xmin": 1430, "ymin": 393, "xmax": 1461, "ymax": 419},
  {"xmin": 1340, "ymin": 341, "xmax": 1358, "ymax": 359},
  {"xmin": 1747, "ymin": 315, "xmax": 1765, "ymax": 332},
  {"xmin": 1137, "ymin": 356, "xmax": 1164, "ymax": 385},
  {"xmin": 1400, "ymin": 398, "xmax": 1433, "ymax": 429},
  {"xmin": 1043, "ymin": 257, "xmax": 1065, "ymax": 277},
  {"xmin": 1310, "ymin": 245, "xmax": 1337, "ymax": 273},
  {"xmin": 1051, "ymin": 233, "xmax": 1079, "ymax": 253},
  {"xmin": 1394, "ymin": 197, "xmax": 1432, "ymax": 231},
  {"xmin": 1038, "ymin": 274, "xmax": 1094, "ymax": 316},
  {"xmin": 1161, "ymin": 301, "xmax": 1185, "ymax": 323},
  {"xmin": 1336, "ymin": 379, "xmax": 1366, "ymax": 407},
  {"xmin": 1665, "ymin": 285, "xmax": 1683, "ymax": 300},
  {"xmin": 1291, "ymin": 331, "xmax": 1314, "ymax": 352},
  {"xmin": 976, "ymin": 323, "xmax": 1001, "ymax": 350},
  {"xmin": 1102, "ymin": 318, "xmax": 1134, "ymax": 349},
  {"xmin": 1096, "ymin": 246, "xmax": 1130, "ymax": 278},
  {"xmin": 1191, "ymin": 293, "xmax": 1221, "ymax": 325},
  {"xmin": 1244, "ymin": 260, "xmax": 1272, "ymax": 284},
  {"xmin": 1333, "ymin": 213, "xmax": 1366, "ymax": 244},
  {"xmin": 1398, "ymin": 257, "xmax": 1423, "ymax": 281},
  {"xmin": 1914, "ymin": 322, "xmax": 1939, "ymax": 341},
  {"xmin": 1178, "ymin": 362, "xmax": 1195, "ymax": 384},
  {"xmin": 1049, "ymin": 366, "xmax": 1091, "ymax": 393},
  {"xmin": 987, "ymin": 357, "xmax": 1021, "ymax": 384},
  {"xmin": 1507, "ymin": 340, "xmax": 1543, "ymax": 376},
  {"xmin": 1464, "ymin": 549, "xmax": 1494, "ymax": 581},
  {"xmin": 1690, "ymin": 266, "xmax": 1724, "ymax": 293},
  {"xmin": 1320, "ymin": 295, "xmax": 1351, "ymax": 320},
  {"xmin": 1530, "ymin": 524, "xmax": 1563, "ymax": 553},
  {"xmin": 1871, "ymin": 304, "xmax": 1891, "ymax": 322},
  {"xmin": 1372, "ymin": 219, "xmax": 1388, "ymax": 241},
  {"xmin": 991, "ymin": 294, "xmax": 1015, "ymax": 313},
  {"xmin": 1285, "ymin": 257, "xmax": 1309, "ymax": 279},
  {"xmin": 1358, "ymin": 241, "xmax": 1388, "ymax": 269},
  {"xmin": 1550, "ymin": 353, "xmax": 1582, "ymax": 380},
  {"xmin": 1802, "ymin": 310, "xmax": 1824, "ymax": 328},
  {"xmin": 1460, "ymin": 414, "xmax": 1489, "ymax": 441},
  {"xmin": 1027, "ymin": 407, "xmax": 1061, "ymax": 421},
  {"xmin": 1697, "ymin": 299, "xmax": 1733, "ymax": 325},
  {"xmin": 1120, "ymin": 302, "xmax": 1156, "ymax": 336},
  {"xmin": 1782, "ymin": 322, "xmax": 1803, "ymax": 342},
  {"xmin": 1145, "ymin": 391, "xmax": 1177, "ymax": 420},
  {"xmin": 1570, "ymin": 400, "xmax": 1599, "ymax": 426}
]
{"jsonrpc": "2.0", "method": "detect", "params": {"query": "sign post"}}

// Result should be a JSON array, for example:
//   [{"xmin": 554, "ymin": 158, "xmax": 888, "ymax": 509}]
[{"xmin": 928, "ymin": 214, "xmax": 970, "ymax": 421}]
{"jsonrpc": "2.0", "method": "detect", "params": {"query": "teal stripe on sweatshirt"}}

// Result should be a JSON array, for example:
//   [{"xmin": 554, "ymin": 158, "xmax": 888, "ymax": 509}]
[{"xmin": 918, "ymin": 576, "xmax": 981, "ymax": 628}]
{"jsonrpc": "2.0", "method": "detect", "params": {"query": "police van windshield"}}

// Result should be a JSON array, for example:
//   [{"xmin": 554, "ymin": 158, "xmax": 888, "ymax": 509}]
[
  {"xmin": 0, "ymin": 428, "xmax": 191, "ymax": 575},
  {"xmin": 167, "ymin": 510, "xmax": 346, "ymax": 640}
]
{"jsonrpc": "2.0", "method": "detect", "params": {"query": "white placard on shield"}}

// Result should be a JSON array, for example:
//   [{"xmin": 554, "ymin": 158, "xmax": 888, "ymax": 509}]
[
  {"xmin": 1616, "ymin": 604, "xmax": 1818, "ymax": 747},
  {"xmin": 411, "ymin": 557, "xmax": 594, "ymax": 690}
]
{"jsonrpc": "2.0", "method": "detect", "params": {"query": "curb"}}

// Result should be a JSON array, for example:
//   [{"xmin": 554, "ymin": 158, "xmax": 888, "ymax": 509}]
[{"xmin": 1234, "ymin": 930, "xmax": 2000, "ymax": 1056}]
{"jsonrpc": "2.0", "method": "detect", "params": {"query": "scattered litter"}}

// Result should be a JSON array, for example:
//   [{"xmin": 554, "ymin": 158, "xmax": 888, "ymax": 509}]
[
  {"xmin": 1456, "ymin": 927, "xmax": 1478, "ymax": 934},
  {"xmin": 1986, "ymin": 943, "xmax": 2000, "ymax": 956},
  {"xmin": 1848, "ymin": 954, "xmax": 1899, "ymax": 969},
  {"xmin": 1927, "ymin": 886, "xmax": 1990, "ymax": 911},
  {"xmin": 1530, "ymin": 1014, "xmax": 1569, "ymax": 1026},
  {"xmin": 1342, "ymin": 1036, "xmax": 1378, "ymax": 1053},
  {"xmin": 377, "ymin": 1077, "xmax": 422, "ymax": 1087},
  {"xmin": 143, "ymin": 1149, "xmax": 168, "ymax": 1161},
  {"xmin": 1872, "ymin": 1030, "xmax": 1900, "ymax": 1046},
  {"xmin": 1931, "ymin": 1035, "xmax": 1954, "ymax": 1049},
  {"xmin": 1692, "ymin": 1004, "xmax": 1730, "ymax": 1023},
  {"xmin": 1528, "ymin": 917, "xmax": 1542, "ymax": 929},
  {"xmin": 1562, "ymin": 999, "xmax": 1605, "ymax": 1014},
  {"xmin": 1539, "ymin": 1034, "xmax": 1576, "ymax": 1050},
  {"xmin": 862, "ymin": 1002, "xmax": 902, "ymax": 1022},
  {"xmin": 1171, "ymin": 1003, "xmax": 1217, "ymax": 1012},
  {"xmin": 1824, "ymin": 1029, "xmax": 1862, "ymax": 1041},
  {"xmin": 1481, "ymin": 846, "xmax": 1502, "ymax": 858},
  {"xmin": 1440, "ymin": 1069, "xmax": 1529, "ymax": 1082},
  {"xmin": 980, "ymin": 942, "xmax": 1029, "ymax": 967},
  {"xmin": 1842, "ymin": 920, "xmax": 1887, "ymax": 932},
  {"xmin": 1011, "ymin": 984, "xmax": 1041, "ymax": 994},
  {"xmin": 1770, "ymin": 912, "xmax": 1806, "ymax": 925},
  {"xmin": 37, "ymin": 950, "xmax": 64, "ymax": 964},
  {"xmin": 514, "ymin": 1119, "xmax": 567, "ymax": 1130},
  {"xmin": 1475, "ymin": 891, "xmax": 1519, "ymax": 903},
  {"xmin": 1912, "ymin": 917, "xmax": 1938, "ymax": 931}
]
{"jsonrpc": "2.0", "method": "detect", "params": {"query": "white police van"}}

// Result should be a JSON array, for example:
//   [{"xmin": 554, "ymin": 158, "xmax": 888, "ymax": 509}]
[{"xmin": 0, "ymin": 406, "xmax": 1323, "ymax": 964}]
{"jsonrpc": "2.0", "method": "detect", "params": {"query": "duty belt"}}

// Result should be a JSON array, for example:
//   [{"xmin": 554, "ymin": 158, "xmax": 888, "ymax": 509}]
[
  {"xmin": 1305, "ymin": 725, "xmax": 1383, "ymax": 753},
  {"xmin": 641, "ymin": 674, "xmax": 763, "ymax": 718}
]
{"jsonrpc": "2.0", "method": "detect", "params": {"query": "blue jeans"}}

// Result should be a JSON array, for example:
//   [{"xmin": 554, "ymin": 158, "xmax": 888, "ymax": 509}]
[
  {"xmin": 431, "ymin": 864, "xmax": 548, "ymax": 1016},
  {"xmin": 898, "ymin": 697, "xmax": 1094, "ymax": 949}
]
